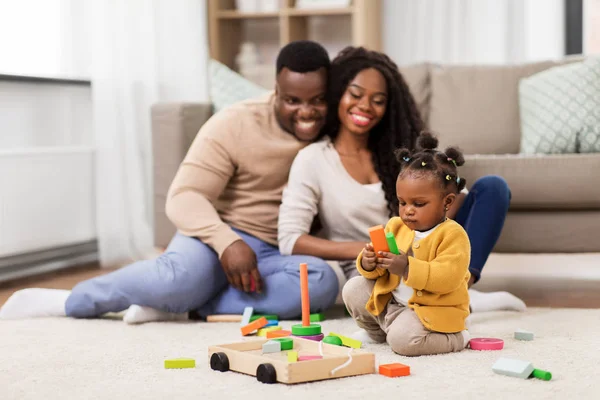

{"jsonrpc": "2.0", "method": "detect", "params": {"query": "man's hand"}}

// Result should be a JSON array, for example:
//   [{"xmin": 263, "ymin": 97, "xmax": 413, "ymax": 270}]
[
  {"xmin": 361, "ymin": 243, "xmax": 377, "ymax": 271},
  {"xmin": 376, "ymin": 250, "xmax": 408, "ymax": 277},
  {"xmin": 220, "ymin": 240, "xmax": 263, "ymax": 293}
]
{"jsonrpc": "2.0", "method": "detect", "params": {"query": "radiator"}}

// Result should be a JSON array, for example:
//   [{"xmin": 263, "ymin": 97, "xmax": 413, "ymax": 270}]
[{"xmin": 0, "ymin": 146, "xmax": 97, "ymax": 281}]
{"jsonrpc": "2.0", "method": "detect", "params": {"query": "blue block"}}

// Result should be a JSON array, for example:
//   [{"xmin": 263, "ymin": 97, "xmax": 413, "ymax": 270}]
[{"xmin": 265, "ymin": 319, "xmax": 279, "ymax": 327}]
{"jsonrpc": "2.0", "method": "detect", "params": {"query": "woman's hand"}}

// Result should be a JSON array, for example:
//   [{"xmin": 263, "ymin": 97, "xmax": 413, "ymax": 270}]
[
  {"xmin": 375, "ymin": 250, "xmax": 408, "ymax": 277},
  {"xmin": 361, "ymin": 243, "xmax": 377, "ymax": 271}
]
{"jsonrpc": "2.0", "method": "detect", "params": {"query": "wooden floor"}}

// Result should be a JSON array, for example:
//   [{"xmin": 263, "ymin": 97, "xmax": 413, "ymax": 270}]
[{"xmin": 0, "ymin": 263, "xmax": 597, "ymax": 309}]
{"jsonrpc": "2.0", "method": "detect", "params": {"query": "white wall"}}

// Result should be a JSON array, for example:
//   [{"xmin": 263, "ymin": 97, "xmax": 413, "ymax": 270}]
[
  {"xmin": 382, "ymin": 0, "xmax": 565, "ymax": 66},
  {"xmin": 0, "ymin": 81, "xmax": 92, "ymax": 149}
]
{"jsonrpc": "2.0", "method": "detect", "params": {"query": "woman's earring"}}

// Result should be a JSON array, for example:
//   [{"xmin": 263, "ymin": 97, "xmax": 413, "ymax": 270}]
[{"xmin": 444, "ymin": 207, "xmax": 449, "ymax": 212}]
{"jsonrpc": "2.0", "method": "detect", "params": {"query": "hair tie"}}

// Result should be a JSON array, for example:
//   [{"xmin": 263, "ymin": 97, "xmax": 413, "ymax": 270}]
[
  {"xmin": 446, "ymin": 175, "xmax": 452, "ymax": 181},
  {"xmin": 421, "ymin": 161, "xmax": 426, "ymax": 167},
  {"xmin": 447, "ymin": 157, "xmax": 458, "ymax": 167},
  {"xmin": 403, "ymin": 156, "xmax": 411, "ymax": 162},
  {"xmin": 457, "ymin": 177, "xmax": 461, "ymax": 184}
]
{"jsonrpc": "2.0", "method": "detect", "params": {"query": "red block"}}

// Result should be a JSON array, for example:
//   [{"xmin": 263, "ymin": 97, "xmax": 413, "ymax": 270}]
[{"xmin": 379, "ymin": 363, "xmax": 410, "ymax": 377}]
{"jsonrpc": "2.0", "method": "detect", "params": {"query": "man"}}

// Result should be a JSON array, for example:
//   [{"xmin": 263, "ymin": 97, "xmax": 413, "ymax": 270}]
[{"xmin": 0, "ymin": 41, "xmax": 339, "ymax": 323}]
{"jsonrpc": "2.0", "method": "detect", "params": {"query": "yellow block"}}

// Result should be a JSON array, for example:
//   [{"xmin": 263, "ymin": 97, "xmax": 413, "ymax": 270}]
[
  {"xmin": 287, "ymin": 351, "xmax": 298, "ymax": 363},
  {"xmin": 257, "ymin": 326, "xmax": 282, "ymax": 337},
  {"xmin": 329, "ymin": 332, "xmax": 361, "ymax": 349},
  {"xmin": 164, "ymin": 358, "xmax": 196, "ymax": 369}
]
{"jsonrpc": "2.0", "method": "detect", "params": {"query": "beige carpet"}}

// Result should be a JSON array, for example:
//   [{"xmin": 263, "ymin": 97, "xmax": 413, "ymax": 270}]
[{"xmin": 1, "ymin": 307, "xmax": 598, "ymax": 400}]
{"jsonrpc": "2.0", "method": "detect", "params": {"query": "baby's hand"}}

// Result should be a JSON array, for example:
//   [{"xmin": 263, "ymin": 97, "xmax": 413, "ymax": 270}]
[
  {"xmin": 361, "ymin": 243, "xmax": 377, "ymax": 271},
  {"xmin": 376, "ymin": 251, "xmax": 408, "ymax": 277}
]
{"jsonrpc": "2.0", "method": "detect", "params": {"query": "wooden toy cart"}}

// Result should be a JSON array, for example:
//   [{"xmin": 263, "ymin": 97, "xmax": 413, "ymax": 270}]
[{"xmin": 208, "ymin": 336, "xmax": 375, "ymax": 384}]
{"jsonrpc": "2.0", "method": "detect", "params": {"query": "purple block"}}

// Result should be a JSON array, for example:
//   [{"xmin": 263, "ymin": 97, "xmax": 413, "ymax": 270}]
[{"xmin": 293, "ymin": 333, "xmax": 325, "ymax": 341}]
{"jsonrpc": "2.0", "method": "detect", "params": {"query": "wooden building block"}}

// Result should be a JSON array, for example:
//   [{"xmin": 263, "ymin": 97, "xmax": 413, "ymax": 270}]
[
  {"xmin": 240, "ymin": 306, "xmax": 253, "ymax": 326},
  {"xmin": 298, "ymin": 355, "xmax": 323, "ymax": 361},
  {"xmin": 329, "ymin": 332, "xmax": 361, "ymax": 349},
  {"xmin": 492, "ymin": 358, "xmax": 534, "ymax": 379},
  {"xmin": 266, "ymin": 329, "xmax": 292, "ymax": 339},
  {"xmin": 310, "ymin": 313, "xmax": 325, "ymax": 322},
  {"xmin": 514, "ymin": 329, "xmax": 534, "ymax": 341},
  {"xmin": 206, "ymin": 314, "xmax": 242, "ymax": 323},
  {"xmin": 385, "ymin": 232, "xmax": 400, "ymax": 255},
  {"xmin": 369, "ymin": 225, "xmax": 390, "ymax": 253},
  {"xmin": 240, "ymin": 316, "xmax": 268, "ymax": 336},
  {"xmin": 164, "ymin": 358, "xmax": 195, "ymax": 369},
  {"xmin": 287, "ymin": 351, "xmax": 298, "ymax": 363},
  {"xmin": 262, "ymin": 340, "xmax": 281, "ymax": 354},
  {"xmin": 257, "ymin": 326, "xmax": 282, "ymax": 337},
  {"xmin": 379, "ymin": 363, "xmax": 410, "ymax": 377},
  {"xmin": 250, "ymin": 314, "xmax": 278, "ymax": 322}
]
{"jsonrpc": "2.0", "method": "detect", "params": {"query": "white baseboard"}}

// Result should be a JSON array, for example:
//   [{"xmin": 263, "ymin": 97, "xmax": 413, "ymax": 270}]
[{"xmin": 0, "ymin": 240, "xmax": 98, "ymax": 283}]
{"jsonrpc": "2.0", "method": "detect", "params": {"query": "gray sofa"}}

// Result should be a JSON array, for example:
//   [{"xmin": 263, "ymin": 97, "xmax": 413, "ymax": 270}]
[{"xmin": 152, "ymin": 57, "xmax": 600, "ymax": 254}]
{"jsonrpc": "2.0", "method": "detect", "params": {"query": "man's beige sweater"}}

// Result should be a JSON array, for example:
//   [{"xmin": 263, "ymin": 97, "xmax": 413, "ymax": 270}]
[{"xmin": 165, "ymin": 93, "xmax": 308, "ymax": 257}]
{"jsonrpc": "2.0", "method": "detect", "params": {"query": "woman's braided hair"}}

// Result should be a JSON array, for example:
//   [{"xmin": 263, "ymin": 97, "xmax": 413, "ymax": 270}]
[
  {"xmin": 394, "ymin": 132, "xmax": 467, "ymax": 194},
  {"xmin": 323, "ymin": 46, "xmax": 425, "ymax": 217}
]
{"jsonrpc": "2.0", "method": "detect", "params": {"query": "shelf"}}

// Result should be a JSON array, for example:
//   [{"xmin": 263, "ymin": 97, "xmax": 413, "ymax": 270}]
[
  {"xmin": 217, "ymin": 7, "xmax": 354, "ymax": 19},
  {"xmin": 217, "ymin": 11, "xmax": 279, "ymax": 19},
  {"xmin": 285, "ymin": 7, "xmax": 354, "ymax": 16}
]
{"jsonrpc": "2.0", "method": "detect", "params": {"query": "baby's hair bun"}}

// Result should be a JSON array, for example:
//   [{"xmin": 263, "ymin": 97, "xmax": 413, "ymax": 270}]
[
  {"xmin": 417, "ymin": 131, "xmax": 438, "ymax": 151},
  {"xmin": 444, "ymin": 146, "xmax": 465, "ymax": 167},
  {"xmin": 394, "ymin": 148, "xmax": 412, "ymax": 163}
]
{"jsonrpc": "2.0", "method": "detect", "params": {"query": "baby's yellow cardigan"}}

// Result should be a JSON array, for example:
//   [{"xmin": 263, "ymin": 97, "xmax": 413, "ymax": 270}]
[{"xmin": 356, "ymin": 217, "xmax": 471, "ymax": 333}]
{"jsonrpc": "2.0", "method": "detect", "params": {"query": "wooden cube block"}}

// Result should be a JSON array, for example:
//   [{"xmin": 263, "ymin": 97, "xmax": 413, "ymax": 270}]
[
  {"xmin": 262, "ymin": 340, "xmax": 281, "ymax": 354},
  {"xmin": 298, "ymin": 355, "xmax": 323, "ymax": 361},
  {"xmin": 240, "ymin": 316, "xmax": 268, "ymax": 336},
  {"xmin": 329, "ymin": 332, "xmax": 361, "ymax": 349},
  {"xmin": 492, "ymin": 358, "xmax": 534, "ymax": 379},
  {"xmin": 240, "ymin": 306, "xmax": 253, "ymax": 326},
  {"xmin": 514, "ymin": 329, "xmax": 534, "ymax": 341},
  {"xmin": 310, "ymin": 313, "xmax": 325, "ymax": 322},
  {"xmin": 164, "ymin": 358, "xmax": 195, "ymax": 369},
  {"xmin": 257, "ymin": 326, "xmax": 282, "ymax": 337},
  {"xmin": 266, "ymin": 329, "xmax": 291, "ymax": 339},
  {"xmin": 287, "ymin": 351, "xmax": 298, "ymax": 362},
  {"xmin": 379, "ymin": 363, "xmax": 410, "ymax": 377}
]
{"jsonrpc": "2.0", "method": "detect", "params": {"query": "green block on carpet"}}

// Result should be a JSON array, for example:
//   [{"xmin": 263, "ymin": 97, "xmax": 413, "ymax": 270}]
[{"xmin": 310, "ymin": 313, "xmax": 325, "ymax": 322}]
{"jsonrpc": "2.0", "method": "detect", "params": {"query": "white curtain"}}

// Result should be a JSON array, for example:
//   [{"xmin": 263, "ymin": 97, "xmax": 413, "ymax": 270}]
[
  {"xmin": 62, "ymin": 0, "xmax": 209, "ymax": 267},
  {"xmin": 383, "ymin": 0, "xmax": 565, "ymax": 66}
]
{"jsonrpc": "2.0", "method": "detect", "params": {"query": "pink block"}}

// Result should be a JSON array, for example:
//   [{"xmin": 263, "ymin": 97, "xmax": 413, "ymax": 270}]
[
  {"xmin": 298, "ymin": 355, "xmax": 323, "ymax": 361},
  {"xmin": 293, "ymin": 333, "xmax": 325, "ymax": 341},
  {"xmin": 469, "ymin": 338, "xmax": 504, "ymax": 350}
]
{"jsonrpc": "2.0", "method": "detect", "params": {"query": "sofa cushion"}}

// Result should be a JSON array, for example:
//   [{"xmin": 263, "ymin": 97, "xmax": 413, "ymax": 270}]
[
  {"xmin": 208, "ymin": 59, "xmax": 269, "ymax": 113},
  {"xmin": 399, "ymin": 63, "xmax": 431, "ymax": 124},
  {"xmin": 460, "ymin": 153, "xmax": 600, "ymax": 209},
  {"xmin": 428, "ymin": 57, "xmax": 583, "ymax": 155},
  {"xmin": 519, "ymin": 57, "xmax": 600, "ymax": 154}
]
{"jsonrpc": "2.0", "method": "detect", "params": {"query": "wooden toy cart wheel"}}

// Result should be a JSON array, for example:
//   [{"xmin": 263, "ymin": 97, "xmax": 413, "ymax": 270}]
[
  {"xmin": 256, "ymin": 363, "xmax": 277, "ymax": 384},
  {"xmin": 210, "ymin": 352, "xmax": 230, "ymax": 372}
]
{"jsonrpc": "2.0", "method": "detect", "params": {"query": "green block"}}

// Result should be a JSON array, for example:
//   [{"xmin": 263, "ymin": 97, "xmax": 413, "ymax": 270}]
[
  {"xmin": 322, "ymin": 335, "xmax": 343, "ymax": 346},
  {"xmin": 385, "ymin": 232, "xmax": 399, "ymax": 255},
  {"xmin": 272, "ymin": 337, "xmax": 294, "ymax": 350},
  {"xmin": 310, "ymin": 313, "xmax": 325, "ymax": 322},
  {"xmin": 164, "ymin": 358, "xmax": 195, "ymax": 369},
  {"xmin": 250, "ymin": 314, "xmax": 279, "ymax": 322},
  {"xmin": 531, "ymin": 369, "xmax": 552, "ymax": 381}
]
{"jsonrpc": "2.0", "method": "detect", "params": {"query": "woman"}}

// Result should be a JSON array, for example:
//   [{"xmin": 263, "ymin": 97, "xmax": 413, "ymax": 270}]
[{"xmin": 278, "ymin": 46, "xmax": 525, "ymax": 316}]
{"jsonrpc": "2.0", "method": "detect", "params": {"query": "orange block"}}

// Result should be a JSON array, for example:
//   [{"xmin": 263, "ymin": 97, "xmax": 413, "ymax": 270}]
[
  {"xmin": 379, "ymin": 363, "xmax": 410, "ymax": 377},
  {"xmin": 266, "ymin": 329, "xmax": 292, "ymax": 339},
  {"xmin": 369, "ymin": 225, "xmax": 390, "ymax": 253},
  {"xmin": 240, "ymin": 316, "xmax": 268, "ymax": 336}
]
